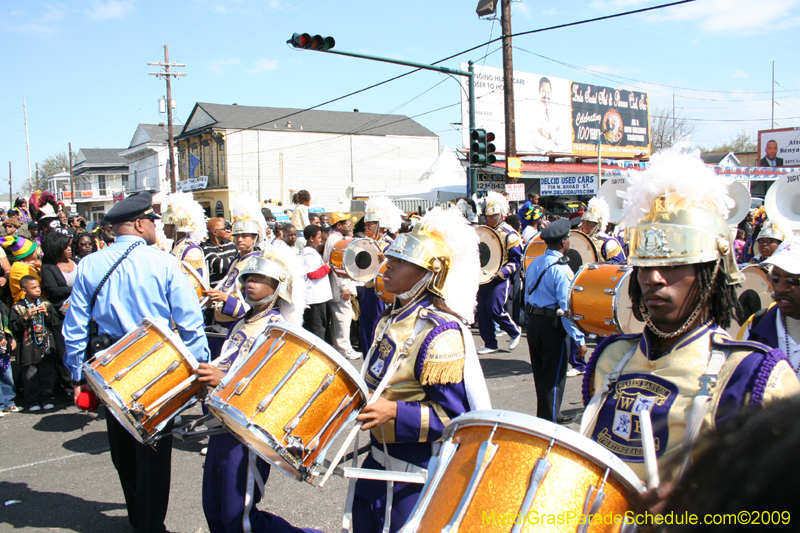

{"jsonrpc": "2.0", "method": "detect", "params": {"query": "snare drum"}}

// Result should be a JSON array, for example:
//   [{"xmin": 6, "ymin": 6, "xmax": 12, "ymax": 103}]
[
  {"xmin": 476, "ymin": 226, "xmax": 503, "ymax": 284},
  {"xmin": 182, "ymin": 261, "xmax": 210, "ymax": 308},
  {"xmin": 523, "ymin": 235, "xmax": 546, "ymax": 271},
  {"xmin": 83, "ymin": 319, "xmax": 203, "ymax": 446},
  {"xmin": 399, "ymin": 410, "xmax": 644, "ymax": 533},
  {"xmin": 568, "ymin": 263, "xmax": 643, "ymax": 337},
  {"xmin": 206, "ymin": 322, "xmax": 369, "ymax": 483},
  {"xmin": 374, "ymin": 260, "xmax": 395, "ymax": 304}
]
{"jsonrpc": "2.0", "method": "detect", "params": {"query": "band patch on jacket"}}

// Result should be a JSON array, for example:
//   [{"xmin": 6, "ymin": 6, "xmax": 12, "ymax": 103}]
[
  {"xmin": 419, "ymin": 324, "xmax": 465, "ymax": 386},
  {"xmin": 221, "ymin": 267, "xmax": 239, "ymax": 291},
  {"xmin": 366, "ymin": 336, "xmax": 397, "ymax": 388},
  {"xmin": 217, "ymin": 330, "xmax": 247, "ymax": 371},
  {"xmin": 592, "ymin": 372, "xmax": 678, "ymax": 462}
]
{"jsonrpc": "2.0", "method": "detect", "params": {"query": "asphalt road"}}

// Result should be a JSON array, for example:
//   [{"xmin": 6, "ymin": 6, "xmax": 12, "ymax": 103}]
[{"xmin": 0, "ymin": 328, "xmax": 592, "ymax": 533}]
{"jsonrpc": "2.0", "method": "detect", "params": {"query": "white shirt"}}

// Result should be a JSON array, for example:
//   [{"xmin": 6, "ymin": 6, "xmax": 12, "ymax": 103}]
[
  {"xmin": 522, "ymin": 225, "xmax": 539, "ymax": 244},
  {"xmin": 302, "ymin": 246, "xmax": 333, "ymax": 305},
  {"xmin": 777, "ymin": 310, "xmax": 800, "ymax": 378}
]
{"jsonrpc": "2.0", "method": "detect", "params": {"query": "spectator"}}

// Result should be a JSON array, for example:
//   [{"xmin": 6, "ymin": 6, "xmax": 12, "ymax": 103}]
[
  {"xmin": 201, "ymin": 217, "xmax": 238, "ymax": 287},
  {"xmin": 71, "ymin": 231, "xmax": 96, "ymax": 263},
  {"xmin": 291, "ymin": 190, "xmax": 311, "ymax": 230},
  {"xmin": 309, "ymin": 213, "xmax": 320, "ymax": 226},
  {"xmin": 301, "ymin": 224, "xmax": 332, "ymax": 339},
  {"xmin": 68, "ymin": 216, "xmax": 86, "ymax": 234},
  {"xmin": 28, "ymin": 221, "xmax": 41, "ymax": 245},
  {"xmin": 3, "ymin": 218, "xmax": 20, "ymax": 236},
  {"xmin": 10, "ymin": 275, "xmax": 59, "ymax": 411},
  {"xmin": 319, "ymin": 224, "xmax": 331, "ymax": 249},
  {"xmin": 39, "ymin": 232, "xmax": 75, "ymax": 393},
  {"xmin": 0, "ymin": 209, "xmax": 6, "ymax": 222},
  {"xmin": 5, "ymin": 237, "xmax": 41, "ymax": 302},
  {"xmin": 93, "ymin": 219, "xmax": 115, "ymax": 250},
  {"xmin": 319, "ymin": 214, "xmax": 330, "ymax": 225},
  {"xmin": 281, "ymin": 223, "xmax": 298, "ymax": 250},
  {"xmin": 0, "ymin": 299, "xmax": 19, "ymax": 416},
  {"xmin": 14, "ymin": 198, "xmax": 31, "ymax": 224},
  {"xmin": 734, "ymin": 228, "xmax": 746, "ymax": 262},
  {"xmin": 57, "ymin": 211, "xmax": 73, "ymax": 236}
]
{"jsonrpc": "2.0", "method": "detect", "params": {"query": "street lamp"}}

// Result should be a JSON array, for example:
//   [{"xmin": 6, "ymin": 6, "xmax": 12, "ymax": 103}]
[{"xmin": 597, "ymin": 129, "xmax": 614, "ymax": 184}]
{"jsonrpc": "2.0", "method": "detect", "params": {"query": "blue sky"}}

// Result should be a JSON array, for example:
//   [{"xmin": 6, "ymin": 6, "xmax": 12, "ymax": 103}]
[{"xmin": 1, "ymin": 0, "xmax": 798, "ymax": 191}]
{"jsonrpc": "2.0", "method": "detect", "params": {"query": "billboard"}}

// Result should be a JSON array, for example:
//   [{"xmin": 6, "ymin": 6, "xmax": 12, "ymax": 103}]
[
  {"xmin": 460, "ymin": 64, "xmax": 650, "ymax": 159},
  {"xmin": 757, "ymin": 128, "xmax": 800, "ymax": 167}
]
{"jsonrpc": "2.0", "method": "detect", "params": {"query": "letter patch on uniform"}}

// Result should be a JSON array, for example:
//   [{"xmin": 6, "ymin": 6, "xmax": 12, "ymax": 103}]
[
  {"xmin": 366, "ymin": 337, "xmax": 396, "ymax": 388},
  {"xmin": 591, "ymin": 373, "xmax": 678, "ymax": 462}
]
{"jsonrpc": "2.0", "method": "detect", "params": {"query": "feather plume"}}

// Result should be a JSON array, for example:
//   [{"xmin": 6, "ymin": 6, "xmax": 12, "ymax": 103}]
[
  {"xmin": 232, "ymin": 196, "xmax": 267, "ymax": 242},
  {"xmin": 419, "ymin": 206, "xmax": 481, "ymax": 323},
  {"xmin": 619, "ymin": 147, "xmax": 732, "ymax": 229},
  {"xmin": 153, "ymin": 220, "xmax": 172, "ymax": 252},
  {"xmin": 455, "ymin": 198, "xmax": 476, "ymax": 222},
  {"xmin": 484, "ymin": 191, "xmax": 509, "ymax": 216},
  {"xmin": 586, "ymin": 197, "xmax": 611, "ymax": 233},
  {"xmin": 365, "ymin": 196, "xmax": 404, "ymax": 233},
  {"xmin": 164, "ymin": 191, "xmax": 208, "ymax": 243},
  {"xmin": 259, "ymin": 240, "xmax": 307, "ymax": 325}
]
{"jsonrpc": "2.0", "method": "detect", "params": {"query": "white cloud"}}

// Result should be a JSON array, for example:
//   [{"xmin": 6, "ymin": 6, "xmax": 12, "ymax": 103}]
[
  {"xmin": 87, "ymin": 0, "xmax": 136, "ymax": 21},
  {"xmin": 247, "ymin": 58, "xmax": 279, "ymax": 73},
  {"xmin": 516, "ymin": 1, "xmax": 532, "ymax": 18},
  {"xmin": 207, "ymin": 58, "xmax": 241, "ymax": 75},
  {"xmin": 1, "ymin": 4, "xmax": 65, "ymax": 35},
  {"xmin": 647, "ymin": 0, "xmax": 800, "ymax": 33},
  {"xmin": 732, "ymin": 70, "xmax": 749, "ymax": 79},
  {"xmin": 268, "ymin": 0, "xmax": 286, "ymax": 8}
]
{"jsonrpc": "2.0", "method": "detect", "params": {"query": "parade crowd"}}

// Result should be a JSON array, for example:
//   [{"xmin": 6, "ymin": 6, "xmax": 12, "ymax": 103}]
[{"xmin": 3, "ymin": 148, "xmax": 800, "ymax": 533}]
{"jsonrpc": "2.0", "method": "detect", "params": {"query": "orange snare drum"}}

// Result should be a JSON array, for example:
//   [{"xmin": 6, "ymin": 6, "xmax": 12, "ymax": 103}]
[
  {"xmin": 181, "ymin": 261, "xmax": 210, "ymax": 308},
  {"xmin": 374, "ymin": 260, "xmax": 395, "ymax": 304},
  {"xmin": 476, "ymin": 226, "xmax": 503, "ymax": 284},
  {"xmin": 399, "ymin": 410, "xmax": 644, "ymax": 533},
  {"xmin": 568, "ymin": 263, "xmax": 644, "ymax": 337},
  {"xmin": 523, "ymin": 235, "xmax": 546, "ymax": 271},
  {"xmin": 83, "ymin": 319, "xmax": 203, "ymax": 446},
  {"xmin": 206, "ymin": 322, "xmax": 369, "ymax": 483}
]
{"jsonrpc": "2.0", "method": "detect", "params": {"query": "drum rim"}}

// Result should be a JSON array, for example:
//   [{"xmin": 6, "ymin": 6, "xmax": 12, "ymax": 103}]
[
  {"xmin": 476, "ymin": 225, "xmax": 504, "ymax": 283},
  {"xmin": 247, "ymin": 321, "xmax": 369, "ymax": 401},
  {"xmin": 442, "ymin": 409, "xmax": 645, "ymax": 494},
  {"xmin": 140, "ymin": 318, "xmax": 201, "ymax": 369},
  {"xmin": 181, "ymin": 261, "xmax": 210, "ymax": 292},
  {"xmin": 611, "ymin": 266, "xmax": 642, "ymax": 335},
  {"xmin": 343, "ymin": 238, "xmax": 381, "ymax": 282},
  {"xmin": 569, "ymin": 229, "xmax": 600, "ymax": 263}
]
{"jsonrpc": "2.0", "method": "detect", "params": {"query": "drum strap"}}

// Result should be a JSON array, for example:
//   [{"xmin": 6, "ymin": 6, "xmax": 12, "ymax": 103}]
[
  {"xmin": 677, "ymin": 348, "xmax": 727, "ymax": 480},
  {"xmin": 579, "ymin": 344, "xmax": 637, "ymax": 437},
  {"xmin": 526, "ymin": 256, "xmax": 569, "ymax": 297}
]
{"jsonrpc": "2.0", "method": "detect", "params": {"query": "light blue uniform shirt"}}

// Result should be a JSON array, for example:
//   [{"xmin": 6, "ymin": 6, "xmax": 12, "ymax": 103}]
[
  {"xmin": 63, "ymin": 234, "xmax": 210, "ymax": 381},
  {"xmin": 524, "ymin": 249, "xmax": 585, "ymax": 346}
]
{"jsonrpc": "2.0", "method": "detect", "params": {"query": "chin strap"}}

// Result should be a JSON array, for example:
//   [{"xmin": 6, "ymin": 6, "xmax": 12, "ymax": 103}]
[
  {"xmin": 397, "ymin": 271, "xmax": 433, "ymax": 301},
  {"xmin": 245, "ymin": 280, "xmax": 282, "ymax": 308}
]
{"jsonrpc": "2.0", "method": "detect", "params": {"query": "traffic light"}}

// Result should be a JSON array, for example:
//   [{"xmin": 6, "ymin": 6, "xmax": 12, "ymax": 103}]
[
  {"xmin": 470, "ymin": 128, "xmax": 497, "ymax": 167},
  {"xmin": 288, "ymin": 33, "xmax": 335, "ymax": 51}
]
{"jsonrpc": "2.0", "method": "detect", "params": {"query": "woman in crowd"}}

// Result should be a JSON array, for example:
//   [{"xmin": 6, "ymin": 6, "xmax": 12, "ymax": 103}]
[
  {"xmin": 71, "ymin": 231, "xmax": 96, "ymax": 263},
  {"xmin": 3, "ymin": 218, "xmax": 20, "ymax": 237}
]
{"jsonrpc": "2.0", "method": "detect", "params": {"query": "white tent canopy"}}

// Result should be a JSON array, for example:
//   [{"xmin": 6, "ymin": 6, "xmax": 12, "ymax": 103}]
[{"xmin": 385, "ymin": 146, "xmax": 468, "ymax": 203}]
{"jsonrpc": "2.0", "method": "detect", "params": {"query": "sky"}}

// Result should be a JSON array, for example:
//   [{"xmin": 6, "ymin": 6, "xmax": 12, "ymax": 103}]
[{"xmin": 2, "ymin": 0, "xmax": 799, "ymax": 192}]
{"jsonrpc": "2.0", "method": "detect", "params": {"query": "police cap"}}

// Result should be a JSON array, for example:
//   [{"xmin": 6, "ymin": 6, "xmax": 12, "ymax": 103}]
[
  {"xmin": 104, "ymin": 191, "xmax": 160, "ymax": 225},
  {"xmin": 541, "ymin": 218, "xmax": 571, "ymax": 244}
]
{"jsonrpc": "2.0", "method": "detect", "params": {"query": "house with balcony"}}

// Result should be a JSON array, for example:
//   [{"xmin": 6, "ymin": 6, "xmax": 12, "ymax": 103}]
[
  {"xmin": 119, "ymin": 124, "xmax": 176, "ymax": 208},
  {"xmin": 47, "ymin": 169, "xmax": 72, "ymax": 206},
  {"xmin": 175, "ymin": 102, "xmax": 440, "ymax": 219},
  {"xmin": 71, "ymin": 148, "xmax": 129, "ymax": 222}
]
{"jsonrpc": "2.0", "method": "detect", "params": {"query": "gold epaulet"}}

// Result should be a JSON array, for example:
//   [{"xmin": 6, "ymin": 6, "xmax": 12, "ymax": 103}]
[
  {"xmin": 506, "ymin": 229, "xmax": 521, "ymax": 249},
  {"xmin": 419, "ymin": 318, "xmax": 465, "ymax": 386},
  {"xmin": 183, "ymin": 245, "xmax": 205, "ymax": 271},
  {"xmin": 603, "ymin": 238, "xmax": 623, "ymax": 260}
]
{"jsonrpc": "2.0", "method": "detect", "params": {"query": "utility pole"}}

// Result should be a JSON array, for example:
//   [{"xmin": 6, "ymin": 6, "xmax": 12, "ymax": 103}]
[
  {"xmin": 501, "ymin": 0, "xmax": 517, "ymax": 183},
  {"xmin": 771, "ymin": 61, "xmax": 775, "ymax": 129},
  {"xmin": 149, "ymin": 45, "xmax": 186, "ymax": 193},
  {"xmin": 69, "ymin": 142, "xmax": 75, "ymax": 214},
  {"xmin": 672, "ymin": 93, "xmax": 675, "ymax": 144},
  {"xmin": 8, "ymin": 162, "xmax": 12, "ymax": 208}
]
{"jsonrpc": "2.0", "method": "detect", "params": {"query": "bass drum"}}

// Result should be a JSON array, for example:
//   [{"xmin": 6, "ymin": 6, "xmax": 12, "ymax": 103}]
[
  {"xmin": 730, "ymin": 265, "xmax": 774, "ymax": 336},
  {"xmin": 523, "ymin": 235, "xmax": 546, "ymax": 271},
  {"xmin": 567, "ymin": 230, "xmax": 599, "ymax": 274},
  {"xmin": 568, "ymin": 263, "xmax": 644, "ymax": 337},
  {"xmin": 475, "ymin": 226, "xmax": 503, "ymax": 284},
  {"xmin": 342, "ymin": 238, "xmax": 382, "ymax": 282}
]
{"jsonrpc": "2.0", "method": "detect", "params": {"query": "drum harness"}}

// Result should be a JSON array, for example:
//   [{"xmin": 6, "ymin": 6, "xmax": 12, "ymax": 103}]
[{"xmin": 580, "ymin": 340, "xmax": 730, "ymax": 482}]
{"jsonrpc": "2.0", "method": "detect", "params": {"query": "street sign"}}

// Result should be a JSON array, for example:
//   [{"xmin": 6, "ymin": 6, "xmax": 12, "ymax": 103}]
[
  {"xmin": 477, "ymin": 173, "xmax": 505, "ymax": 193},
  {"xmin": 506, "ymin": 183, "xmax": 525, "ymax": 201},
  {"xmin": 507, "ymin": 157, "xmax": 523, "ymax": 179}
]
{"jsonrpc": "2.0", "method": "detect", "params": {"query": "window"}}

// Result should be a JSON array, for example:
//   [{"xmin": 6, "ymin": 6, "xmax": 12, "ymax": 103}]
[
  {"xmin": 97, "ymin": 175, "xmax": 107, "ymax": 196},
  {"xmin": 122, "ymin": 173, "xmax": 129, "ymax": 189}
]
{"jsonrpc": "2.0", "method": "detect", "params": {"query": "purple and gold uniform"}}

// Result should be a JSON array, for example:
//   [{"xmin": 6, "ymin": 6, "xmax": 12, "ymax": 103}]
[
  {"xmin": 172, "ymin": 235, "xmax": 205, "ymax": 275},
  {"xmin": 353, "ymin": 294, "xmax": 473, "ymax": 533},
  {"xmin": 213, "ymin": 252, "xmax": 260, "ymax": 328},
  {"xmin": 476, "ymin": 220, "xmax": 523, "ymax": 350},
  {"xmin": 592, "ymin": 232, "xmax": 626, "ymax": 264},
  {"xmin": 360, "ymin": 234, "xmax": 393, "ymax": 355},
  {"xmin": 582, "ymin": 323, "xmax": 800, "ymax": 483}
]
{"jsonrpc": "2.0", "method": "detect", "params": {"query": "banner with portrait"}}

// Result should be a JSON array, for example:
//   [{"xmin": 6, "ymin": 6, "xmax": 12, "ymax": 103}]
[{"xmin": 757, "ymin": 128, "xmax": 800, "ymax": 167}]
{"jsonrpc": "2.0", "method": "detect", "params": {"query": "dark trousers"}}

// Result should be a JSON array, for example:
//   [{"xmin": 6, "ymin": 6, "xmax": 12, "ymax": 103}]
[
  {"xmin": 106, "ymin": 413, "xmax": 173, "ymax": 533},
  {"xmin": 21, "ymin": 351, "xmax": 57, "ymax": 404},
  {"xmin": 527, "ymin": 314, "xmax": 568, "ymax": 422},
  {"xmin": 303, "ymin": 302, "xmax": 329, "ymax": 341},
  {"xmin": 359, "ymin": 287, "xmax": 386, "ymax": 356},
  {"xmin": 477, "ymin": 278, "xmax": 521, "ymax": 349},
  {"xmin": 52, "ymin": 317, "xmax": 74, "ymax": 391},
  {"xmin": 353, "ymin": 455, "xmax": 424, "ymax": 533}
]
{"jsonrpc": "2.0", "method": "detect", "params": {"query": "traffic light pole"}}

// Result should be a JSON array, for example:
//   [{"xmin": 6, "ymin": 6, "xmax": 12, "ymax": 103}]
[{"xmin": 310, "ymin": 47, "xmax": 478, "ymax": 195}]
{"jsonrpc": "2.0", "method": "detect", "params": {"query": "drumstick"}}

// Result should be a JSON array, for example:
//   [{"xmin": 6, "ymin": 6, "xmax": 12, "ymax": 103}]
[{"xmin": 639, "ymin": 409, "xmax": 660, "ymax": 490}]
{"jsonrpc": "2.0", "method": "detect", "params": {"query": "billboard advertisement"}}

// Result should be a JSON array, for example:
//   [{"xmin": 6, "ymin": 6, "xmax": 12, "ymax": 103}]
[
  {"xmin": 460, "ymin": 64, "xmax": 650, "ymax": 159},
  {"xmin": 757, "ymin": 128, "xmax": 800, "ymax": 167}
]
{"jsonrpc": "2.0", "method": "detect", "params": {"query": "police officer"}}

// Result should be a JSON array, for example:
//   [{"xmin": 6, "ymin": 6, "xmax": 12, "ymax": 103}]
[
  {"xmin": 524, "ymin": 218, "xmax": 587, "ymax": 424},
  {"xmin": 64, "ymin": 191, "xmax": 210, "ymax": 533}
]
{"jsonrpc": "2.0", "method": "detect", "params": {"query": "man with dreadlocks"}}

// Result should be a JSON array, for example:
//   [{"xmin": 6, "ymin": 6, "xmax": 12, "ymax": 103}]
[{"xmin": 580, "ymin": 150, "xmax": 800, "ymax": 486}]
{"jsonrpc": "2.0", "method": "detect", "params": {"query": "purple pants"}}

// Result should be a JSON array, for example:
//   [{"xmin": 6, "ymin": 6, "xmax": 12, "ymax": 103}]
[{"xmin": 477, "ymin": 278, "xmax": 521, "ymax": 349}]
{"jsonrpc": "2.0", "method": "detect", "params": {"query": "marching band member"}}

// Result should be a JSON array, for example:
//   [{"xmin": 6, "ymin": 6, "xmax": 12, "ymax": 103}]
[
  {"xmin": 194, "ymin": 244, "xmax": 317, "ymax": 533},
  {"xmin": 748, "ymin": 221, "xmax": 785, "ymax": 264},
  {"xmin": 580, "ymin": 197, "xmax": 626, "ymax": 263},
  {"xmin": 351, "ymin": 206, "xmax": 491, "ymax": 533},
  {"xmin": 205, "ymin": 198, "xmax": 267, "ymax": 334},
  {"xmin": 359, "ymin": 196, "xmax": 404, "ymax": 357},
  {"xmin": 323, "ymin": 212, "xmax": 360, "ymax": 360},
  {"xmin": 476, "ymin": 191, "xmax": 523, "ymax": 355},
  {"xmin": 742, "ymin": 239, "xmax": 800, "ymax": 378},
  {"xmin": 581, "ymin": 151, "xmax": 800, "ymax": 487},
  {"xmin": 64, "ymin": 192, "xmax": 209, "ymax": 533},
  {"xmin": 161, "ymin": 191, "xmax": 208, "ymax": 275}
]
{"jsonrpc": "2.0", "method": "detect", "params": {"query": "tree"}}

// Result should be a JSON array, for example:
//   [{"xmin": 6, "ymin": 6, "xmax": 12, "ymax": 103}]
[
  {"xmin": 705, "ymin": 128, "xmax": 757, "ymax": 153},
  {"xmin": 23, "ymin": 151, "xmax": 78, "ymax": 194},
  {"xmin": 649, "ymin": 106, "xmax": 700, "ymax": 153}
]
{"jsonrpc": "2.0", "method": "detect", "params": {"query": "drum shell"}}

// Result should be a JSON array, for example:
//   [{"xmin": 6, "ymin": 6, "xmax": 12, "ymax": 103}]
[
  {"xmin": 523, "ymin": 236, "xmax": 546, "ymax": 271},
  {"xmin": 330, "ymin": 238, "xmax": 354, "ymax": 278},
  {"xmin": 207, "ymin": 323, "xmax": 368, "ymax": 483},
  {"xmin": 729, "ymin": 265, "xmax": 773, "ymax": 337},
  {"xmin": 374, "ymin": 260, "xmax": 395, "ymax": 304},
  {"xmin": 182, "ymin": 261, "xmax": 210, "ymax": 308},
  {"xmin": 401, "ymin": 410, "xmax": 643, "ymax": 533},
  {"xmin": 83, "ymin": 319, "xmax": 202, "ymax": 446},
  {"xmin": 476, "ymin": 226, "xmax": 504, "ymax": 284},
  {"xmin": 568, "ymin": 264, "xmax": 643, "ymax": 337}
]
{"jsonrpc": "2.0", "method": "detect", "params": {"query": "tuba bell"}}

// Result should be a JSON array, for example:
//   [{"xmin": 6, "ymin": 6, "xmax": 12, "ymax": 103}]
[
  {"xmin": 596, "ymin": 177, "xmax": 628, "ymax": 224},
  {"xmin": 765, "ymin": 172, "xmax": 800, "ymax": 232},
  {"xmin": 724, "ymin": 180, "xmax": 752, "ymax": 227}
]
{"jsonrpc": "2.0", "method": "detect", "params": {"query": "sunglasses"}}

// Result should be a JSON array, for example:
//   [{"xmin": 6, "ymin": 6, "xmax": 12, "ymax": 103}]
[{"xmin": 770, "ymin": 274, "xmax": 800, "ymax": 287}]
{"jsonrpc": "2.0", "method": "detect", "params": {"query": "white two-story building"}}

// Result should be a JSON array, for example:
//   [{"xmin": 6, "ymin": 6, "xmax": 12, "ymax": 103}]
[{"xmin": 71, "ymin": 149, "xmax": 129, "ymax": 222}]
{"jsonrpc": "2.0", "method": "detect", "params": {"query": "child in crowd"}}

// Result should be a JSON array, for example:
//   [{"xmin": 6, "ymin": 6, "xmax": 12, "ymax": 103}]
[
  {"xmin": 0, "ymin": 299, "xmax": 20, "ymax": 416},
  {"xmin": 301, "ymin": 224, "xmax": 332, "ymax": 340},
  {"xmin": 734, "ymin": 228, "xmax": 746, "ymax": 262},
  {"xmin": 10, "ymin": 275, "xmax": 59, "ymax": 411}
]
